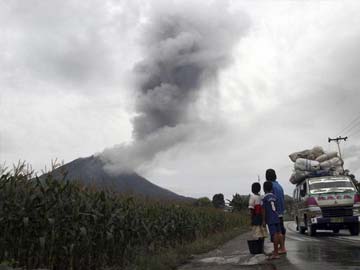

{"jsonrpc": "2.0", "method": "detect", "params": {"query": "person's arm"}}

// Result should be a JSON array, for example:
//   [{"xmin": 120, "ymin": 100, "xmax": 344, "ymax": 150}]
[
  {"xmin": 248, "ymin": 195, "xmax": 254, "ymax": 215},
  {"xmin": 270, "ymin": 196, "xmax": 279, "ymax": 216},
  {"xmin": 271, "ymin": 200, "xmax": 277, "ymax": 212},
  {"xmin": 274, "ymin": 183, "xmax": 285, "ymax": 216},
  {"xmin": 279, "ymin": 186, "xmax": 285, "ymax": 215},
  {"xmin": 261, "ymin": 198, "xmax": 266, "ymax": 227},
  {"xmin": 262, "ymin": 206, "xmax": 266, "ymax": 227}
]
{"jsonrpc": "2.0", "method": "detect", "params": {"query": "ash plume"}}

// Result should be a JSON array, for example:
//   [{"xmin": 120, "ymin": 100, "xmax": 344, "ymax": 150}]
[{"xmin": 101, "ymin": 2, "xmax": 249, "ymax": 174}]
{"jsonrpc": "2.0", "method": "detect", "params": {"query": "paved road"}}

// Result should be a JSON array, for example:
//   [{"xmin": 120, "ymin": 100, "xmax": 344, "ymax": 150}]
[{"xmin": 178, "ymin": 222, "xmax": 360, "ymax": 270}]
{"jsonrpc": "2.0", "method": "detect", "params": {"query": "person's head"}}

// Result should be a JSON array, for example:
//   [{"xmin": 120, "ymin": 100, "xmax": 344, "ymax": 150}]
[
  {"xmin": 251, "ymin": 182, "xmax": 261, "ymax": 194},
  {"xmin": 265, "ymin": 168, "xmax": 277, "ymax": 182},
  {"xmin": 263, "ymin": 181, "xmax": 273, "ymax": 194}
]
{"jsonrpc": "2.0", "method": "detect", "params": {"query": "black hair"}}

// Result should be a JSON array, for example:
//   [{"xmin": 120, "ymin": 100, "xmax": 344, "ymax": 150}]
[
  {"xmin": 251, "ymin": 182, "xmax": 261, "ymax": 194},
  {"xmin": 265, "ymin": 168, "xmax": 277, "ymax": 182},
  {"xmin": 263, "ymin": 181, "xmax": 273, "ymax": 193}
]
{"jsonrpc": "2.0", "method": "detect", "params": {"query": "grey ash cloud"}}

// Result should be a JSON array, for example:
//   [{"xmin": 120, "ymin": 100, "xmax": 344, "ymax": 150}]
[{"xmin": 101, "ymin": 2, "xmax": 250, "ymax": 174}]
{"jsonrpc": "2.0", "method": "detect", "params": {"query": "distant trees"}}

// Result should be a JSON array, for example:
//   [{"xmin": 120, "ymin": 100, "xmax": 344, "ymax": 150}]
[
  {"xmin": 212, "ymin": 193, "xmax": 225, "ymax": 208},
  {"xmin": 194, "ymin": 197, "xmax": 212, "ymax": 207},
  {"xmin": 349, "ymin": 174, "xmax": 360, "ymax": 191},
  {"xmin": 204, "ymin": 191, "xmax": 296, "ymax": 216},
  {"xmin": 228, "ymin": 193, "xmax": 248, "ymax": 212},
  {"xmin": 284, "ymin": 195, "xmax": 295, "ymax": 219}
]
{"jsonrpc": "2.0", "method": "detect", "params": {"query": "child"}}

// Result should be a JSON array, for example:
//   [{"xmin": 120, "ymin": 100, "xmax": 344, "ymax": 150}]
[
  {"xmin": 262, "ymin": 181, "xmax": 284, "ymax": 260},
  {"xmin": 248, "ymin": 182, "xmax": 267, "ymax": 240}
]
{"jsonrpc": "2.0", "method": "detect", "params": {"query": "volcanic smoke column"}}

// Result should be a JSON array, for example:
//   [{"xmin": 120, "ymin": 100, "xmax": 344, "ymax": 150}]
[{"xmin": 101, "ymin": 3, "xmax": 249, "ymax": 174}]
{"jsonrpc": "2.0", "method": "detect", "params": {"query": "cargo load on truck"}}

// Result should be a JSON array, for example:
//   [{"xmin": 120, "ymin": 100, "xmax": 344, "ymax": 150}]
[{"xmin": 289, "ymin": 146, "xmax": 345, "ymax": 185}]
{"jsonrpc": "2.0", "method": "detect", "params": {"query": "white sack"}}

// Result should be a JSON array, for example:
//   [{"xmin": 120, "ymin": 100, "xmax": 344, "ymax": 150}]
[
  {"xmin": 315, "ymin": 152, "xmax": 338, "ymax": 162},
  {"xmin": 320, "ymin": 157, "xmax": 344, "ymax": 169},
  {"xmin": 289, "ymin": 149, "xmax": 311, "ymax": 162},
  {"xmin": 289, "ymin": 171, "xmax": 311, "ymax": 184},
  {"xmin": 289, "ymin": 146, "xmax": 324, "ymax": 162},
  {"xmin": 295, "ymin": 158, "xmax": 321, "ymax": 172},
  {"xmin": 332, "ymin": 166, "xmax": 344, "ymax": 176},
  {"xmin": 311, "ymin": 146, "xmax": 325, "ymax": 159}
]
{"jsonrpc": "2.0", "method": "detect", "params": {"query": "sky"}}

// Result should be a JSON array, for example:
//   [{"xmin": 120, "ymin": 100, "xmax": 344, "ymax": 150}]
[{"xmin": 1, "ymin": 0, "xmax": 360, "ymax": 200}]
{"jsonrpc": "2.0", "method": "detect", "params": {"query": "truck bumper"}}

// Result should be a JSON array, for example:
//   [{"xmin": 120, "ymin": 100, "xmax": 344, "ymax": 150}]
[
  {"xmin": 311, "ymin": 216, "xmax": 360, "ymax": 224},
  {"xmin": 310, "ymin": 216, "xmax": 360, "ymax": 229}
]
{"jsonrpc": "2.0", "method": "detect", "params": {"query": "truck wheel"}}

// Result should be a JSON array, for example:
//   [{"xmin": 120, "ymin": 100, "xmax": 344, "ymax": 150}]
[
  {"xmin": 349, "ymin": 224, "xmax": 359, "ymax": 236},
  {"xmin": 300, "ymin": 226, "xmax": 306, "ymax": 234},
  {"xmin": 333, "ymin": 228, "xmax": 340, "ymax": 234},
  {"xmin": 296, "ymin": 217, "xmax": 299, "ymax": 231},
  {"xmin": 307, "ymin": 224, "xmax": 316, "ymax": 236}
]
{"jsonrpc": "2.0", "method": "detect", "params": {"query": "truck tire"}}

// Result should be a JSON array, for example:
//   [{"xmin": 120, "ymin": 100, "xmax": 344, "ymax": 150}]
[
  {"xmin": 300, "ymin": 226, "xmax": 306, "ymax": 234},
  {"xmin": 349, "ymin": 224, "xmax": 359, "ymax": 236},
  {"xmin": 333, "ymin": 228, "xmax": 340, "ymax": 234},
  {"xmin": 296, "ymin": 217, "xmax": 299, "ymax": 231},
  {"xmin": 307, "ymin": 223, "xmax": 316, "ymax": 236}
]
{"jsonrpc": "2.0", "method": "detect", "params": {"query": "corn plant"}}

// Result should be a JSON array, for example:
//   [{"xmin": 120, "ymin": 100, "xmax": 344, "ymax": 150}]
[{"xmin": 0, "ymin": 166, "xmax": 248, "ymax": 269}]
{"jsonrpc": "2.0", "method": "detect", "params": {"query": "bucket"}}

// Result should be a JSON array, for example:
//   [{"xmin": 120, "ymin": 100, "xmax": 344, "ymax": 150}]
[{"xmin": 247, "ymin": 239, "xmax": 264, "ymax": 254}]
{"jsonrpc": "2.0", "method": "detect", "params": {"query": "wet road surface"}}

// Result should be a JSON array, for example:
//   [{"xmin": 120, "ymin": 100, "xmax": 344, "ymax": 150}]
[
  {"xmin": 178, "ymin": 222, "xmax": 360, "ymax": 270},
  {"xmin": 272, "ymin": 222, "xmax": 360, "ymax": 269}
]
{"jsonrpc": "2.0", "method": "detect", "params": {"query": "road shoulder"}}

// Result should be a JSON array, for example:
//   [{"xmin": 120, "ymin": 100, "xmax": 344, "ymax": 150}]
[{"xmin": 178, "ymin": 230, "xmax": 276, "ymax": 270}]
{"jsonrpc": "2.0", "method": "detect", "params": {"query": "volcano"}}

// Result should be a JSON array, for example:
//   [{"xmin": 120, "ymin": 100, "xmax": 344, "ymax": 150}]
[{"xmin": 43, "ymin": 155, "xmax": 192, "ymax": 201}]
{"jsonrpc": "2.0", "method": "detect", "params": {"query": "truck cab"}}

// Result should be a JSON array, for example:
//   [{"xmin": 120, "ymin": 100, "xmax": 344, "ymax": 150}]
[{"xmin": 293, "ymin": 176, "xmax": 360, "ymax": 236}]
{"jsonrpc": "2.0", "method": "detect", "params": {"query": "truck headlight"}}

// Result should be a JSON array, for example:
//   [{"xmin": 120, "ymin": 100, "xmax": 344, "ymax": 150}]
[{"xmin": 308, "ymin": 206, "xmax": 322, "ymax": 217}]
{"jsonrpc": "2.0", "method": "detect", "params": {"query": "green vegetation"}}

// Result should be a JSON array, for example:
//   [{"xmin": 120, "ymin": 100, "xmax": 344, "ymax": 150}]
[
  {"xmin": 228, "ymin": 193, "xmax": 249, "ymax": 212},
  {"xmin": 283, "ymin": 195, "xmax": 295, "ymax": 221},
  {"xmin": 193, "ymin": 197, "xmax": 212, "ymax": 208},
  {"xmin": 0, "ymin": 165, "xmax": 249, "ymax": 270},
  {"xmin": 212, "ymin": 193, "xmax": 225, "ymax": 208}
]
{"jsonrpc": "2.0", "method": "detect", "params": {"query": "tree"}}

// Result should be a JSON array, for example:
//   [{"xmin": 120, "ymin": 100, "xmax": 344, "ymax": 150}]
[
  {"xmin": 194, "ymin": 197, "xmax": 212, "ymax": 207},
  {"xmin": 349, "ymin": 174, "xmax": 359, "ymax": 191},
  {"xmin": 284, "ymin": 195, "xmax": 295, "ymax": 219},
  {"xmin": 212, "ymin": 193, "xmax": 225, "ymax": 208},
  {"xmin": 228, "ymin": 193, "xmax": 248, "ymax": 212}
]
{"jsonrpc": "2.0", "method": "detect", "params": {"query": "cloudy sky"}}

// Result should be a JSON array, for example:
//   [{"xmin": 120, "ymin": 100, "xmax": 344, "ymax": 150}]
[{"xmin": 1, "ymin": 0, "xmax": 360, "ymax": 200}]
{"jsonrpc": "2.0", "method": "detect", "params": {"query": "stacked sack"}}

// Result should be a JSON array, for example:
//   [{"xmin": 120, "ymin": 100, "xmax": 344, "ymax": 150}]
[{"xmin": 289, "ymin": 146, "xmax": 344, "ymax": 185}]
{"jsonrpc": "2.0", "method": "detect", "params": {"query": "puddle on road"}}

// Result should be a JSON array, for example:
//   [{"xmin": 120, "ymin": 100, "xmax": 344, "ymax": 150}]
[
  {"xmin": 199, "ymin": 255, "xmax": 241, "ymax": 264},
  {"xmin": 198, "ymin": 253, "xmax": 267, "ymax": 266},
  {"xmin": 239, "ymin": 254, "xmax": 267, "ymax": 265}
]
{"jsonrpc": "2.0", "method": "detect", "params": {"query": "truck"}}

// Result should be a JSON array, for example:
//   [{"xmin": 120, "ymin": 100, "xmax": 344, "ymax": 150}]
[{"xmin": 293, "ymin": 175, "xmax": 360, "ymax": 236}]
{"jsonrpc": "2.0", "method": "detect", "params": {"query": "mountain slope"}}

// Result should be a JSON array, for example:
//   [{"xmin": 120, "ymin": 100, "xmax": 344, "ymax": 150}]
[{"xmin": 45, "ymin": 155, "xmax": 192, "ymax": 201}]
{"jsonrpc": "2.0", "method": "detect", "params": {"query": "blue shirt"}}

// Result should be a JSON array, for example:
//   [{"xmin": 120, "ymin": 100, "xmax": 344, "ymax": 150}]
[
  {"xmin": 272, "ymin": 180, "xmax": 285, "ymax": 216},
  {"xmin": 262, "ymin": 193, "xmax": 280, "ymax": 225}
]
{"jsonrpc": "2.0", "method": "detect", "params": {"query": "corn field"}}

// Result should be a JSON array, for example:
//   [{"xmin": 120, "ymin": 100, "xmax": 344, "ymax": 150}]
[{"xmin": 0, "ymin": 167, "xmax": 248, "ymax": 269}]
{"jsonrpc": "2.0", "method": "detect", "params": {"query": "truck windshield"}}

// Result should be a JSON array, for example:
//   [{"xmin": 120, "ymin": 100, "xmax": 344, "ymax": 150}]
[{"xmin": 309, "ymin": 178, "xmax": 356, "ymax": 194}]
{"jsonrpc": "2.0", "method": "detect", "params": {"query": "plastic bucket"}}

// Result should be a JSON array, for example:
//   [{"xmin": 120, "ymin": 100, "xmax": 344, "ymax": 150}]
[{"xmin": 247, "ymin": 239, "xmax": 264, "ymax": 254}]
